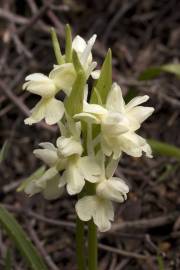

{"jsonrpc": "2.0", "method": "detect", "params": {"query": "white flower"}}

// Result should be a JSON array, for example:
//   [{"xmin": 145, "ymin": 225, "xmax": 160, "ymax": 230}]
[
  {"xmin": 75, "ymin": 83, "xmax": 154, "ymax": 158},
  {"xmin": 32, "ymin": 128, "xmax": 101, "ymax": 196},
  {"xmin": 76, "ymin": 177, "xmax": 129, "ymax": 232},
  {"xmin": 72, "ymin": 35, "xmax": 100, "ymax": 79},
  {"xmin": 56, "ymin": 121, "xmax": 101, "ymax": 195},
  {"xmin": 23, "ymin": 63, "xmax": 76, "ymax": 125},
  {"xmin": 76, "ymin": 152, "xmax": 129, "ymax": 232},
  {"xmin": 22, "ymin": 142, "xmax": 65, "ymax": 199},
  {"xmin": 37, "ymin": 140, "xmax": 101, "ymax": 196}
]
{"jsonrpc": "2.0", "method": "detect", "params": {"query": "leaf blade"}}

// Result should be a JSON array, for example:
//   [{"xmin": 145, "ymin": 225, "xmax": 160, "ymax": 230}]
[
  {"xmin": 148, "ymin": 139, "xmax": 180, "ymax": 159},
  {"xmin": 161, "ymin": 63, "xmax": 180, "ymax": 77},
  {"xmin": 139, "ymin": 66, "xmax": 162, "ymax": 81},
  {"xmin": 139, "ymin": 63, "xmax": 180, "ymax": 81},
  {"xmin": 4, "ymin": 248, "xmax": 12, "ymax": 270}
]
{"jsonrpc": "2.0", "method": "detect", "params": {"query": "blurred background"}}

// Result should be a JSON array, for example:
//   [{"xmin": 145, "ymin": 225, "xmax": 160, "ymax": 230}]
[{"xmin": 0, "ymin": 0, "xmax": 180, "ymax": 269}]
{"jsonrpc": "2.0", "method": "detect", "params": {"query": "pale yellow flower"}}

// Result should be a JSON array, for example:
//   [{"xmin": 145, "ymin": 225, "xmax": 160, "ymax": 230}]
[
  {"xmin": 23, "ymin": 63, "xmax": 76, "ymax": 125},
  {"xmin": 23, "ymin": 120, "xmax": 101, "ymax": 197},
  {"xmin": 76, "ymin": 151, "xmax": 129, "ymax": 231},
  {"xmin": 75, "ymin": 83, "xmax": 154, "ymax": 159},
  {"xmin": 76, "ymin": 176, "xmax": 129, "ymax": 232}
]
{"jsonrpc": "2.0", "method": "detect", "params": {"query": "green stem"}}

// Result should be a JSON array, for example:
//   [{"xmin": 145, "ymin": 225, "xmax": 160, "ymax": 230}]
[
  {"xmin": 88, "ymin": 219, "xmax": 97, "ymax": 270},
  {"xmin": 76, "ymin": 213, "xmax": 86, "ymax": 270}
]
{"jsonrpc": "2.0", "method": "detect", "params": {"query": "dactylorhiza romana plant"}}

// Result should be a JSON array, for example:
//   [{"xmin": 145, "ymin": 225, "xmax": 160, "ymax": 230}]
[{"xmin": 18, "ymin": 25, "xmax": 154, "ymax": 270}]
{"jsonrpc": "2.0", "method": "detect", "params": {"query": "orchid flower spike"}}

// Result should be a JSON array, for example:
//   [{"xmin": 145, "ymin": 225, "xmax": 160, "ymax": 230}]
[{"xmin": 19, "ymin": 26, "xmax": 155, "ymax": 238}]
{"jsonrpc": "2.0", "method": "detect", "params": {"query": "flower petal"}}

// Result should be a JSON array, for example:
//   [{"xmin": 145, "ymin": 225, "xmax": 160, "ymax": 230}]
[
  {"xmin": 56, "ymin": 136, "xmax": 83, "ymax": 157},
  {"xmin": 24, "ymin": 99, "xmax": 45, "ymax": 125},
  {"xmin": 24, "ymin": 180, "xmax": 42, "ymax": 197},
  {"xmin": 101, "ymin": 135, "xmax": 122, "ymax": 159},
  {"xmin": 101, "ymin": 136, "xmax": 114, "ymax": 157},
  {"xmin": 102, "ymin": 112, "xmax": 129, "ymax": 137},
  {"xmin": 33, "ymin": 148, "xmax": 58, "ymax": 167},
  {"xmin": 142, "ymin": 142, "xmax": 153, "ymax": 158},
  {"xmin": 87, "ymin": 62, "xmax": 97, "ymax": 78},
  {"xmin": 39, "ymin": 142, "xmax": 57, "ymax": 151},
  {"xmin": 45, "ymin": 98, "xmax": 64, "ymax": 125},
  {"xmin": 76, "ymin": 195, "xmax": 114, "ymax": 232},
  {"xmin": 63, "ymin": 164, "xmax": 85, "ymax": 195},
  {"xmin": 91, "ymin": 69, "xmax": 101, "ymax": 79},
  {"xmin": 75, "ymin": 196, "xmax": 96, "ymax": 221},
  {"xmin": 127, "ymin": 106, "xmax": 154, "ymax": 130},
  {"xmin": 23, "ymin": 78, "xmax": 56, "ymax": 97},
  {"xmin": 36, "ymin": 167, "xmax": 58, "ymax": 188},
  {"xmin": 97, "ymin": 178, "xmax": 129, "ymax": 202},
  {"xmin": 117, "ymin": 132, "xmax": 153, "ymax": 158},
  {"xmin": 93, "ymin": 198, "xmax": 114, "ymax": 232},
  {"xmin": 80, "ymin": 34, "xmax": 96, "ymax": 65},
  {"xmin": 125, "ymin": 95, "xmax": 149, "ymax": 110},
  {"xmin": 42, "ymin": 175, "xmax": 64, "ymax": 200},
  {"xmin": 77, "ymin": 156, "xmax": 101, "ymax": 183},
  {"xmin": 49, "ymin": 63, "xmax": 76, "ymax": 94},
  {"xmin": 72, "ymin": 35, "xmax": 87, "ymax": 53},
  {"xmin": 110, "ymin": 177, "xmax": 129, "ymax": 193},
  {"xmin": 106, "ymin": 83, "xmax": 125, "ymax": 113},
  {"xmin": 74, "ymin": 112, "xmax": 100, "ymax": 124},
  {"xmin": 117, "ymin": 132, "xmax": 142, "ymax": 157},
  {"xmin": 83, "ymin": 101, "xmax": 107, "ymax": 116},
  {"xmin": 25, "ymin": 73, "xmax": 49, "ymax": 81}
]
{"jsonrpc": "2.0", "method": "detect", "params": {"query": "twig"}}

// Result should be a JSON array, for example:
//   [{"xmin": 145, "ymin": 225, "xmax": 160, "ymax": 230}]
[
  {"xmin": 0, "ymin": 80, "xmax": 30, "ymax": 116},
  {"xmin": 0, "ymin": 9, "xmax": 28, "ymax": 24},
  {"xmin": 17, "ymin": 1, "xmax": 53, "ymax": 36},
  {"xmin": 0, "ymin": 80, "xmax": 57, "ymax": 132},
  {"xmin": 3, "ymin": 204, "xmax": 75, "ymax": 229},
  {"xmin": 10, "ymin": 24, "xmax": 33, "ymax": 58},
  {"xmin": 110, "ymin": 211, "xmax": 179, "ymax": 232},
  {"xmin": 103, "ymin": 0, "xmax": 138, "ymax": 43},
  {"xmin": 27, "ymin": 210, "xmax": 75, "ymax": 229},
  {"xmin": 99, "ymin": 243, "xmax": 151, "ymax": 260}
]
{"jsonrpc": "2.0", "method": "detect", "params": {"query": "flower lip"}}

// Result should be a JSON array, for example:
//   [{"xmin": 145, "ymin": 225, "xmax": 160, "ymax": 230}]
[{"xmin": 75, "ymin": 195, "xmax": 114, "ymax": 232}]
